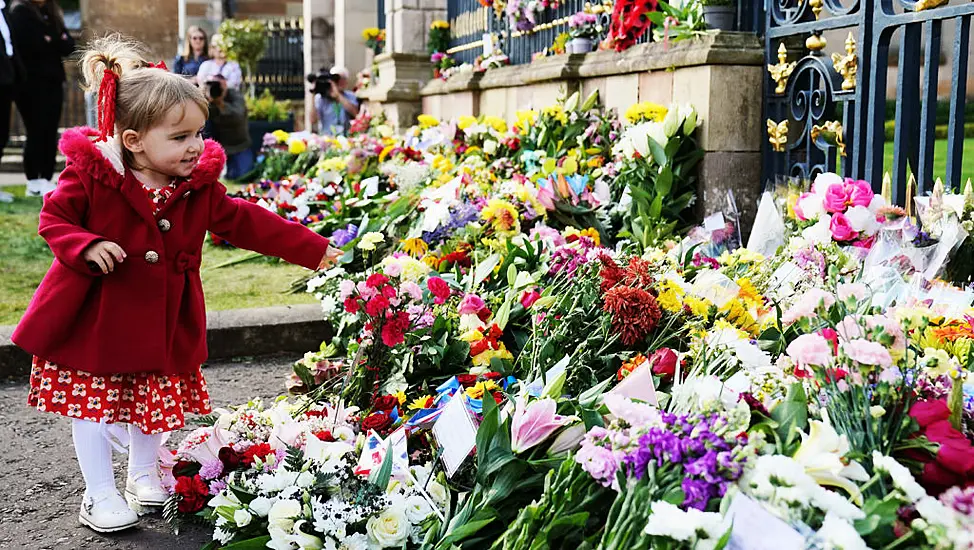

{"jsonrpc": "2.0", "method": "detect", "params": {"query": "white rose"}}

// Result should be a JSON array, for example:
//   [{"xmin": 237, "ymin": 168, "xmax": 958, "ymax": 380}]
[
  {"xmin": 366, "ymin": 505, "xmax": 410, "ymax": 548},
  {"xmin": 233, "ymin": 508, "xmax": 253, "ymax": 527},
  {"xmin": 267, "ymin": 526, "xmax": 294, "ymax": 550},
  {"xmin": 426, "ymin": 479, "xmax": 450, "ymax": 509},
  {"xmin": 844, "ymin": 205, "xmax": 879, "ymax": 235},
  {"xmin": 812, "ymin": 172, "xmax": 843, "ymax": 193},
  {"xmin": 802, "ymin": 216, "xmax": 833, "ymax": 245},
  {"xmin": 249, "ymin": 496, "xmax": 275, "ymax": 517},
  {"xmin": 404, "ymin": 494, "xmax": 434, "ymax": 523},
  {"xmin": 296, "ymin": 471, "xmax": 315, "ymax": 488},
  {"xmin": 268, "ymin": 498, "xmax": 303, "ymax": 532}
]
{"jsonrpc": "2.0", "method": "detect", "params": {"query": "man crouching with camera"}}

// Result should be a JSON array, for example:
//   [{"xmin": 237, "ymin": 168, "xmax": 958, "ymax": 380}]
[
  {"xmin": 309, "ymin": 66, "xmax": 359, "ymax": 137},
  {"xmin": 202, "ymin": 74, "xmax": 254, "ymax": 179}
]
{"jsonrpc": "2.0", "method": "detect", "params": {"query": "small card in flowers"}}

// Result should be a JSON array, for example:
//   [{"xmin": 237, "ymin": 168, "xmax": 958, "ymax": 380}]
[
  {"xmin": 608, "ymin": 357, "xmax": 658, "ymax": 406},
  {"xmin": 724, "ymin": 493, "xmax": 804, "ymax": 550},
  {"xmin": 432, "ymin": 395, "xmax": 478, "ymax": 478}
]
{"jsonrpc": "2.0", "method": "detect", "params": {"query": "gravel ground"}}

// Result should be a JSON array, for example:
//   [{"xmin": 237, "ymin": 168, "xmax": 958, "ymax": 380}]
[{"xmin": 0, "ymin": 354, "xmax": 300, "ymax": 550}]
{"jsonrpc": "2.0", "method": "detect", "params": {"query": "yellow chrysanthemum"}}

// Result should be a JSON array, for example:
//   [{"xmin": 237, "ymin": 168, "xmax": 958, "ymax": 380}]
[
  {"xmin": 720, "ymin": 299, "xmax": 759, "ymax": 337},
  {"xmin": 624, "ymin": 102, "xmax": 668, "ymax": 124},
  {"xmin": 422, "ymin": 254, "xmax": 441, "ymax": 269},
  {"xmin": 457, "ymin": 115, "xmax": 478, "ymax": 130},
  {"xmin": 431, "ymin": 20, "xmax": 449, "ymax": 29},
  {"xmin": 480, "ymin": 199, "xmax": 521, "ymax": 235},
  {"xmin": 287, "ymin": 139, "xmax": 307, "ymax": 155},
  {"xmin": 472, "ymin": 346, "xmax": 513, "ymax": 368},
  {"xmin": 417, "ymin": 114, "xmax": 440, "ymax": 129},
  {"xmin": 272, "ymin": 129, "xmax": 289, "ymax": 143},
  {"xmin": 685, "ymin": 296, "xmax": 713, "ymax": 320},
  {"xmin": 656, "ymin": 279, "xmax": 686, "ymax": 314},
  {"xmin": 484, "ymin": 115, "xmax": 507, "ymax": 133},
  {"xmin": 515, "ymin": 109, "xmax": 538, "ymax": 131},
  {"xmin": 401, "ymin": 237, "xmax": 429, "ymax": 258},
  {"xmin": 361, "ymin": 27, "xmax": 380, "ymax": 40},
  {"xmin": 465, "ymin": 380, "xmax": 499, "ymax": 399}
]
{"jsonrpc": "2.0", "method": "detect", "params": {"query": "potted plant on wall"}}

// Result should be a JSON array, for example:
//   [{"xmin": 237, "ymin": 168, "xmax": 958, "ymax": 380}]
[
  {"xmin": 245, "ymin": 89, "xmax": 294, "ymax": 158},
  {"xmin": 218, "ymin": 19, "xmax": 267, "ymax": 97},
  {"xmin": 567, "ymin": 11, "xmax": 599, "ymax": 54},
  {"xmin": 701, "ymin": 0, "xmax": 735, "ymax": 31}
]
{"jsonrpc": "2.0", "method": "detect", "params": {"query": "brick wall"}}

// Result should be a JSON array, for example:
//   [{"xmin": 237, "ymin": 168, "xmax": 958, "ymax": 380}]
[{"xmin": 81, "ymin": 0, "xmax": 179, "ymax": 61}]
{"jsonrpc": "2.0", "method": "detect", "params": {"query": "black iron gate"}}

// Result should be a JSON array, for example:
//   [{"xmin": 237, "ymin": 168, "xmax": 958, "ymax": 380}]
[{"xmin": 761, "ymin": 0, "xmax": 974, "ymax": 205}]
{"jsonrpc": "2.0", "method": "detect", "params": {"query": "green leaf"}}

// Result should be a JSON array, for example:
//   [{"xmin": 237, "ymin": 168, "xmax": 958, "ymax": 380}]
[
  {"xmin": 648, "ymin": 137, "xmax": 667, "ymax": 166},
  {"xmin": 654, "ymin": 167, "xmax": 673, "ymax": 196},
  {"xmin": 369, "ymin": 443, "xmax": 395, "ymax": 490},
  {"xmin": 443, "ymin": 341, "xmax": 470, "ymax": 366},
  {"xmin": 770, "ymin": 383, "xmax": 809, "ymax": 453},
  {"xmin": 475, "ymin": 254, "xmax": 501, "ymax": 286},
  {"xmin": 649, "ymin": 195, "xmax": 663, "ymax": 219},
  {"xmin": 436, "ymin": 518, "xmax": 496, "ymax": 548},
  {"xmin": 221, "ymin": 536, "xmax": 272, "ymax": 550}
]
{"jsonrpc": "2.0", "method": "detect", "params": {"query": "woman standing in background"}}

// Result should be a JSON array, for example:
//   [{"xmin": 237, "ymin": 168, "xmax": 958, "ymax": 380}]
[
  {"xmin": 173, "ymin": 26, "xmax": 209, "ymax": 80},
  {"xmin": 9, "ymin": 0, "xmax": 74, "ymax": 197},
  {"xmin": 195, "ymin": 34, "xmax": 242, "ymax": 90}
]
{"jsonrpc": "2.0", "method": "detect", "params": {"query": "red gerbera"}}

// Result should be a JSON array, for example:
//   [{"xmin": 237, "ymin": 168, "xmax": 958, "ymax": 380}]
[{"xmin": 603, "ymin": 286, "xmax": 662, "ymax": 346}]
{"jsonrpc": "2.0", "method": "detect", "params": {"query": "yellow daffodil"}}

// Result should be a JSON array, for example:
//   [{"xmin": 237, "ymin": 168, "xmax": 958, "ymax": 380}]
[
  {"xmin": 457, "ymin": 115, "xmax": 477, "ymax": 130},
  {"xmin": 401, "ymin": 237, "xmax": 429, "ymax": 258},
  {"xmin": 417, "ymin": 114, "xmax": 440, "ymax": 129},
  {"xmin": 287, "ymin": 139, "xmax": 307, "ymax": 155},
  {"xmin": 465, "ymin": 380, "xmax": 499, "ymax": 399},
  {"xmin": 484, "ymin": 115, "xmax": 507, "ymax": 133},
  {"xmin": 271, "ymin": 129, "xmax": 289, "ymax": 143}
]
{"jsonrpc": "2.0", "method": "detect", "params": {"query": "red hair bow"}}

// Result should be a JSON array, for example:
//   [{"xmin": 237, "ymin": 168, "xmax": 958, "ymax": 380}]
[
  {"xmin": 149, "ymin": 60, "xmax": 168, "ymax": 70},
  {"xmin": 95, "ymin": 60, "xmax": 169, "ymax": 142}
]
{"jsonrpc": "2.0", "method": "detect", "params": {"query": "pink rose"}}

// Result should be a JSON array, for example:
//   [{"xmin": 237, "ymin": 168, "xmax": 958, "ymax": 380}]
[
  {"xmin": 829, "ymin": 212, "xmax": 859, "ymax": 241},
  {"xmin": 847, "ymin": 179, "xmax": 874, "ymax": 207},
  {"xmin": 458, "ymin": 293, "xmax": 486, "ymax": 315},
  {"xmin": 786, "ymin": 333, "xmax": 833, "ymax": 367},
  {"xmin": 823, "ymin": 183, "xmax": 851, "ymax": 213},
  {"xmin": 841, "ymin": 338, "xmax": 893, "ymax": 368}
]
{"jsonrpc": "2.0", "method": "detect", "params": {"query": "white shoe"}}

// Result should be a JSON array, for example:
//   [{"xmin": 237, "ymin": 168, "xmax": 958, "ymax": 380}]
[
  {"xmin": 24, "ymin": 179, "xmax": 44, "ymax": 197},
  {"xmin": 79, "ymin": 491, "xmax": 140, "ymax": 533},
  {"xmin": 125, "ymin": 473, "xmax": 169, "ymax": 511},
  {"xmin": 38, "ymin": 178, "xmax": 57, "ymax": 196},
  {"xmin": 0, "ymin": 191, "xmax": 12, "ymax": 203}
]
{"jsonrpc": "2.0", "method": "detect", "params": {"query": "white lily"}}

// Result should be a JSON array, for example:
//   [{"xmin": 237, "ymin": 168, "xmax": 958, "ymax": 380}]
[{"xmin": 794, "ymin": 415, "xmax": 869, "ymax": 505}]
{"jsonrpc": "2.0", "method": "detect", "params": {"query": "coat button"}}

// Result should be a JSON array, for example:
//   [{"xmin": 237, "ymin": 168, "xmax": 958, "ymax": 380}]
[
  {"xmin": 158, "ymin": 219, "xmax": 171, "ymax": 232},
  {"xmin": 144, "ymin": 251, "xmax": 160, "ymax": 264},
  {"xmin": 182, "ymin": 191, "xmax": 191, "ymax": 199}
]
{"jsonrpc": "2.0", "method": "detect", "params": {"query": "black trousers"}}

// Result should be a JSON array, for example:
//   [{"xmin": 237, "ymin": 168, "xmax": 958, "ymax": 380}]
[
  {"xmin": 15, "ymin": 79, "xmax": 63, "ymax": 180},
  {"xmin": 0, "ymin": 83, "xmax": 12, "ymax": 156}
]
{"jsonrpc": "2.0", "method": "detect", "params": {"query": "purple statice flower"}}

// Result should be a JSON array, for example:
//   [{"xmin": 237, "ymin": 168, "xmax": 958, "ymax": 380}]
[
  {"xmin": 421, "ymin": 203, "xmax": 481, "ymax": 245},
  {"xmin": 793, "ymin": 246, "xmax": 827, "ymax": 280},
  {"xmin": 199, "ymin": 459, "xmax": 224, "ymax": 481},
  {"xmin": 331, "ymin": 223, "xmax": 359, "ymax": 247},
  {"xmin": 273, "ymin": 447, "xmax": 287, "ymax": 469}
]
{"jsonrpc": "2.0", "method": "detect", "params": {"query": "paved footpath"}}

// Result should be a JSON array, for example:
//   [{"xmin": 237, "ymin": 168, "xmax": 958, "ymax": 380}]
[{"xmin": 0, "ymin": 354, "xmax": 300, "ymax": 550}]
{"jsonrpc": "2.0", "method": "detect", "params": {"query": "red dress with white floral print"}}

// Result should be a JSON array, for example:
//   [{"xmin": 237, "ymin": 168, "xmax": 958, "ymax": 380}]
[{"xmin": 26, "ymin": 182, "xmax": 212, "ymax": 435}]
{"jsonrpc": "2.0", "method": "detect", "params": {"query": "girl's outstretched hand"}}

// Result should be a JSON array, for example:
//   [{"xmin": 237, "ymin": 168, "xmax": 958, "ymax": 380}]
[
  {"xmin": 83, "ymin": 241, "xmax": 127, "ymax": 274},
  {"xmin": 317, "ymin": 245, "xmax": 343, "ymax": 270}
]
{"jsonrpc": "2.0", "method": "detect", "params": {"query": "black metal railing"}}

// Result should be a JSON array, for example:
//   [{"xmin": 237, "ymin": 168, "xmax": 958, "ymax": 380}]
[
  {"xmin": 249, "ymin": 18, "xmax": 305, "ymax": 100},
  {"xmin": 378, "ymin": 0, "xmax": 386, "ymax": 29},
  {"xmin": 446, "ymin": 0, "xmax": 657, "ymax": 67},
  {"xmin": 762, "ymin": 0, "xmax": 974, "ymax": 203}
]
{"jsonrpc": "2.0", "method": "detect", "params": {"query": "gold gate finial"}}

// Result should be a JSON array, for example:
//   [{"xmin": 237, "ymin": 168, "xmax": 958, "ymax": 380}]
[
  {"xmin": 831, "ymin": 32, "xmax": 858, "ymax": 91},
  {"xmin": 768, "ymin": 43, "xmax": 797, "ymax": 95},
  {"xmin": 767, "ymin": 119, "xmax": 789, "ymax": 152}
]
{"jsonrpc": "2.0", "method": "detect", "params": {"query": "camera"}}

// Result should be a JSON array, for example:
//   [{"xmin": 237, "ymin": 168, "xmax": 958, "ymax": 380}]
[
  {"xmin": 206, "ymin": 80, "xmax": 223, "ymax": 100},
  {"xmin": 306, "ymin": 69, "xmax": 341, "ymax": 96}
]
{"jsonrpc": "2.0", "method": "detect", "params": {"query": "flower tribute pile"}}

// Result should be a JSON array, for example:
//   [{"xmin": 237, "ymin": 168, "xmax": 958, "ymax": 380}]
[{"xmin": 170, "ymin": 94, "xmax": 974, "ymax": 549}]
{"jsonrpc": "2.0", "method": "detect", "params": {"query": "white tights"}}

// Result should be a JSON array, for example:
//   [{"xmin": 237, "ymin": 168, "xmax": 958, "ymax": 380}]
[{"xmin": 71, "ymin": 419, "xmax": 166, "ymax": 498}]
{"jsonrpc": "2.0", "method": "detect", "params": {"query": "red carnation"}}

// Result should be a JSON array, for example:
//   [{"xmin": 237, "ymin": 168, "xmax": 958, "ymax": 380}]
[
  {"xmin": 361, "ymin": 411, "xmax": 392, "ymax": 433},
  {"xmin": 382, "ymin": 285, "xmax": 397, "ymax": 299},
  {"xmin": 344, "ymin": 297, "xmax": 361, "ymax": 314},
  {"xmin": 819, "ymin": 327, "xmax": 839, "ymax": 354},
  {"xmin": 373, "ymin": 394, "xmax": 400, "ymax": 412},
  {"xmin": 174, "ymin": 474, "xmax": 210, "ymax": 513},
  {"xmin": 427, "ymin": 276, "xmax": 451, "ymax": 304},
  {"xmin": 366, "ymin": 295, "xmax": 390, "ymax": 316},
  {"xmin": 469, "ymin": 339, "xmax": 489, "ymax": 357},
  {"xmin": 648, "ymin": 348, "xmax": 678, "ymax": 379},
  {"xmin": 314, "ymin": 430, "xmax": 336, "ymax": 442},
  {"xmin": 603, "ymin": 286, "xmax": 662, "ymax": 346},
  {"xmin": 241, "ymin": 443, "xmax": 274, "ymax": 466},
  {"xmin": 907, "ymin": 399, "xmax": 974, "ymax": 495},
  {"xmin": 367, "ymin": 273, "xmax": 390, "ymax": 289},
  {"xmin": 381, "ymin": 311, "xmax": 410, "ymax": 347}
]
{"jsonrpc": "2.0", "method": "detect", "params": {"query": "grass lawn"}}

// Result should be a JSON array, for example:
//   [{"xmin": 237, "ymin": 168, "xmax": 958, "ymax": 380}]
[
  {"xmin": 881, "ymin": 138, "xmax": 974, "ymax": 187},
  {"xmin": 0, "ymin": 185, "xmax": 315, "ymax": 326}
]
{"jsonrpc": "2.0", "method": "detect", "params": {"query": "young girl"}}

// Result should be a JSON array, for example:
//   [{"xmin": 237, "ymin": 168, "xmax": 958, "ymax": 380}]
[{"xmin": 12, "ymin": 36, "xmax": 342, "ymax": 533}]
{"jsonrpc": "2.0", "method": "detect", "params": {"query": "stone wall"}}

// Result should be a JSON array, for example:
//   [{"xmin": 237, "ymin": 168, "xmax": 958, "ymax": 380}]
[
  {"xmin": 419, "ymin": 32, "xmax": 765, "ymax": 233},
  {"xmin": 81, "ymin": 0, "xmax": 179, "ymax": 61}
]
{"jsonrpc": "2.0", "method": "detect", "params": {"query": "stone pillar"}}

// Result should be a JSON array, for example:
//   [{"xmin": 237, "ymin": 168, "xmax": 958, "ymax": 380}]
[
  {"xmin": 303, "ymin": 0, "xmax": 336, "ymax": 132},
  {"xmin": 83, "ymin": 0, "xmax": 178, "ymax": 61},
  {"xmin": 335, "ymin": 0, "xmax": 378, "ymax": 78},
  {"xmin": 363, "ymin": 0, "xmax": 445, "ymax": 129}
]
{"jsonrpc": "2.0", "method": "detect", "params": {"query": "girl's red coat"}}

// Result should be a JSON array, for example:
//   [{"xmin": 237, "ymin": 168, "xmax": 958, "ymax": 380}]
[{"xmin": 12, "ymin": 127, "xmax": 330, "ymax": 376}]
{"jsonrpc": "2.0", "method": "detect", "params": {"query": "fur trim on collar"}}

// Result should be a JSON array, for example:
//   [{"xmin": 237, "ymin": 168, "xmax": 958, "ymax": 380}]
[{"xmin": 58, "ymin": 127, "xmax": 226, "ymax": 190}]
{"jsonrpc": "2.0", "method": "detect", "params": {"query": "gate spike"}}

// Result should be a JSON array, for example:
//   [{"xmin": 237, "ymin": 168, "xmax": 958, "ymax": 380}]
[
  {"xmin": 881, "ymin": 172, "xmax": 892, "ymax": 204},
  {"xmin": 906, "ymin": 173, "xmax": 917, "ymax": 218},
  {"xmin": 964, "ymin": 178, "xmax": 973, "ymax": 201}
]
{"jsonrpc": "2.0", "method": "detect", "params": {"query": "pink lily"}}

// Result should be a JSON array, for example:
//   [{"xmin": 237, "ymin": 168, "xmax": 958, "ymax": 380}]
[{"xmin": 510, "ymin": 397, "xmax": 575, "ymax": 454}]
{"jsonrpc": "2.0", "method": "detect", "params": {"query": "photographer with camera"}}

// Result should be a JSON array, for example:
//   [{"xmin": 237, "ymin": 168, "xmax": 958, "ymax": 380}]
[
  {"xmin": 202, "ymin": 74, "xmax": 254, "ymax": 179},
  {"xmin": 309, "ymin": 66, "xmax": 359, "ymax": 136}
]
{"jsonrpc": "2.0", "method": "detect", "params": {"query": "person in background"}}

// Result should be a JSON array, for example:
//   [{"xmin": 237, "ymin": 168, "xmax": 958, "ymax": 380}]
[
  {"xmin": 195, "ymin": 33, "xmax": 241, "ymax": 90},
  {"xmin": 311, "ymin": 66, "xmax": 359, "ymax": 137},
  {"xmin": 0, "ymin": 0, "xmax": 24, "ymax": 203},
  {"xmin": 9, "ymin": 0, "xmax": 74, "ymax": 197},
  {"xmin": 172, "ymin": 26, "xmax": 209, "ymax": 80},
  {"xmin": 202, "ymin": 74, "xmax": 253, "ymax": 180}
]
